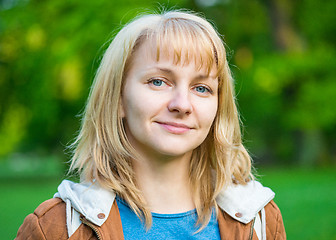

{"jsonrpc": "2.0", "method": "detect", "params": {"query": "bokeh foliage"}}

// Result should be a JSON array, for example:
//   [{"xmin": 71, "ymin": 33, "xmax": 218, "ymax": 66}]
[
  {"xmin": 0, "ymin": 0, "xmax": 188, "ymax": 157},
  {"xmin": 1, "ymin": 0, "xmax": 335, "ymax": 166}
]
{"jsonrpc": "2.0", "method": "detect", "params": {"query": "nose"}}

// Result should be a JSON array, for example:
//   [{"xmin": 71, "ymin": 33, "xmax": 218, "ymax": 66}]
[{"xmin": 167, "ymin": 88, "xmax": 193, "ymax": 115}]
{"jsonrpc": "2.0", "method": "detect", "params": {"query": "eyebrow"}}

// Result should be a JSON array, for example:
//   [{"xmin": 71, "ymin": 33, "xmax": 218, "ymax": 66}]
[
  {"xmin": 156, "ymin": 67, "xmax": 173, "ymax": 74},
  {"xmin": 156, "ymin": 67, "xmax": 212, "ymax": 80}
]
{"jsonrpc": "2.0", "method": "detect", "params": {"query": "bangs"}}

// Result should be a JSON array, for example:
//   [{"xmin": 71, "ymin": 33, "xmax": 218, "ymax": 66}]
[{"xmin": 146, "ymin": 18, "xmax": 220, "ymax": 77}]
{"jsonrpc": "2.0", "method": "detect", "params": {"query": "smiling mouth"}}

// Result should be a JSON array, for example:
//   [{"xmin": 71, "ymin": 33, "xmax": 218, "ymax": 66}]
[{"xmin": 156, "ymin": 122, "xmax": 192, "ymax": 134}]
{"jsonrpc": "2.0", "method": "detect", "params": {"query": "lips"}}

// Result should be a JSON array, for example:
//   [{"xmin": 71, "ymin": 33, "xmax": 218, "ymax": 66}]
[{"xmin": 155, "ymin": 121, "xmax": 193, "ymax": 134}]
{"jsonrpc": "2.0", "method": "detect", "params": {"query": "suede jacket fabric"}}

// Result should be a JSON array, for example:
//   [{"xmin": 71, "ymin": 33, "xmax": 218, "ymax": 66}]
[{"xmin": 16, "ymin": 181, "xmax": 286, "ymax": 240}]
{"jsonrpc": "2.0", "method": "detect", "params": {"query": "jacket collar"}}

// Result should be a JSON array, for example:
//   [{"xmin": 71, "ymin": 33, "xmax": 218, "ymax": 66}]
[
  {"xmin": 54, "ymin": 179, "xmax": 274, "ymax": 226},
  {"xmin": 54, "ymin": 180, "xmax": 116, "ymax": 226},
  {"xmin": 216, "ymin": 180, "xmax": 274, "ymax": 224}
]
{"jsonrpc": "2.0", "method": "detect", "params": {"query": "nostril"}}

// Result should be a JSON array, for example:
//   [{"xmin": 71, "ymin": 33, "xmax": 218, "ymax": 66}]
[
  {"xmin": 168, "ymin": 101, "xmax": 192, "ymax": 114},
  {"xmin": 167, "ymin": 92, "xmax": 193, "ymax": 114}
]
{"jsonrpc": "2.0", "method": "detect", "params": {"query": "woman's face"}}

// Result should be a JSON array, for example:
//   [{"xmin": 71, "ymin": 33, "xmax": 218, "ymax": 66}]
[{"xmin": 121, "ymin": 40, "xmax": 218, "ymax": 159}]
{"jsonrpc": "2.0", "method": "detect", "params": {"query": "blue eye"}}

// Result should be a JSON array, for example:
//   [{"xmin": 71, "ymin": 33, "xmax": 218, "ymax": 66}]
[
  {"xmin": 147, "ymin": 78, "xmax": 170, "ymax": 89},
  {"xmin": 152, "ymin": 79, "xmax": 163, "ymax": 86},
  {"xmin": 195, "ymin": 86, "xmax": 209, "ymax": 93}
]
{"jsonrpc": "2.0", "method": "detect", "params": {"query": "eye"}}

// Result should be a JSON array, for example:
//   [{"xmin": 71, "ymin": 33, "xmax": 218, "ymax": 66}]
[
  {"xmin": 151, "ymin": 79, "xmax": 164, "ymax": 86},
  {"xmin": 147, "ymin": 78, "xmax": 170, "ymax": 89},
  {"xmin": 195, "ymin": 86, "xmax": 208, "ymax": 93},
  {"xmin": 194, "ymin": 85, "xmax": 212, "ymax": 94}
]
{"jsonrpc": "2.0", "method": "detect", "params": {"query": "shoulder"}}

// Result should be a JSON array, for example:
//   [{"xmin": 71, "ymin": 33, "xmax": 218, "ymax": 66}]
[
  {"xmin": 16, "ymin": 198, "xmax": 68, "ymax": 240},
  {"xmin": 264, "ymin": 200, "xmax": 286, "ymax": 239},
  {"xmin": 265, "ymin": 200, "xmax": 281, "ymax": 218},
  {"xmin": 34, "ymin": 198, "xmax": 65, "ymax": 218}
]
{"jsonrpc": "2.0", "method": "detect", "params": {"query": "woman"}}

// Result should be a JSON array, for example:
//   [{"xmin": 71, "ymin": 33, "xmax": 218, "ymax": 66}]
[{"xmin": 16, "ymin": 10, "xmax": 286, "ymax": 239}]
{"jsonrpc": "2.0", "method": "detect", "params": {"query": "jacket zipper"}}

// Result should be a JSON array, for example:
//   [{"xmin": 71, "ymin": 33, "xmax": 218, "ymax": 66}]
[
  {"xmin": 80, "ymin": 215, "xmax": 103, "ymax": 240},
  {"xmin": 249, "ymin": 217, "xmax": 256, "ymax": 240}
]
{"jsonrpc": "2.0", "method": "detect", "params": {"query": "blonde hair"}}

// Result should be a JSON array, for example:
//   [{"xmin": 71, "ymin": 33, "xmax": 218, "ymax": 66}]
[{"xmin": 69, "ymin": 10, "xmax": 252, "ymax": 230}]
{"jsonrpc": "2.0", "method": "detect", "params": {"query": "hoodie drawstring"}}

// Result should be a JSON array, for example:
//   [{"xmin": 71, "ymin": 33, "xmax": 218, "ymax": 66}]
[
  {"xmin": 66, "ymin": 199, "xmax": 73, "ymax": 237},
  {"xmin": 254, "ymin": 208, "xmax": 266, "ymax": 240},
  {"xmin": 261, "ymin": 207, "xmax": 266, "ymax": 240}
]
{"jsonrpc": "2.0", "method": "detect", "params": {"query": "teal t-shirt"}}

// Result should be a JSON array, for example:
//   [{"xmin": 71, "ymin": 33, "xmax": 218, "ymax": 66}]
[{"xmin": 116, "ymin": 196, "xmax": 221, "ymax": 239}]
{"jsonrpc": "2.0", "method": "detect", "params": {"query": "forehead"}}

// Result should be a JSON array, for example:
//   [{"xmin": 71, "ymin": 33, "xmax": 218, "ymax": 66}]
[
  {"xmin": 130, "ymin": 19, "xmax": 219, "ymax": 77},
  {"xmin": 131, "ymin": 39, "xmax": 218, "ymax": 78}
]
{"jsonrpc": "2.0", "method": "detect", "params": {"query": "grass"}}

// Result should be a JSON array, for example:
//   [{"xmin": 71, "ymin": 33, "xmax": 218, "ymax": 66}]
[
  {"xmin": 1, "ymin": 167, "xmax": 335, "ymax": 239},
  {"xmin": 258, "ymin": 167, "xmax": 336, "ymax": 240},
  {"xmin": 0, "ymin": 177, "xmax": 63, "ymax": 239}
]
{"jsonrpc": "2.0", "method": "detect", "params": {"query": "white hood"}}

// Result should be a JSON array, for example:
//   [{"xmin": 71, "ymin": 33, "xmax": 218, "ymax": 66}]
[
  {"xmin": 54, "ymin": 179, "xmax": 274, "ymax": 227},
  {"xmin": 216, "ymin": 180, "xmax": 274, "ymax": 224},
  {"xmin": 54, "ymin": 180, "xmax": 116, "ymax": 227}
]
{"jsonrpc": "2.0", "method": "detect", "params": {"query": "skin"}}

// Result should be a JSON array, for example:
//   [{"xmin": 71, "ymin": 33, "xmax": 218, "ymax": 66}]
[{"xmin": 121, "ymin": 39, "xmax": 218, "ymax": 213}]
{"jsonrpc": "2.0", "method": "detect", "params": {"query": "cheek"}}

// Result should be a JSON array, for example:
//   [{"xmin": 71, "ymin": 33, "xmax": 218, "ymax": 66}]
[
  {"xmin": 122, "ymin": 89, "xmax": 156, "ymax": 121},
  {"xmin": 199, "ymin": 100, "xmax": 218, "ymax": 128},
  {"xmin": 123, "ymin": 96, "xmax": 141, "ymax": 119}
]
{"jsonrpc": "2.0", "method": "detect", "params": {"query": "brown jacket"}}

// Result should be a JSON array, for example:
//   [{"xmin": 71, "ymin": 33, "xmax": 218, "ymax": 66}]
[{"xmin": 16, "ymin": 198, "xmax": 285, "ymax": 239}]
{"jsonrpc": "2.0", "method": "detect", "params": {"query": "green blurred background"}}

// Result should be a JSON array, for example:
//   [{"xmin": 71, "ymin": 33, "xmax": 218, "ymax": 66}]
[{"xmin": 1, "ymin": 0, "xmax": 335, "ymax": 239}]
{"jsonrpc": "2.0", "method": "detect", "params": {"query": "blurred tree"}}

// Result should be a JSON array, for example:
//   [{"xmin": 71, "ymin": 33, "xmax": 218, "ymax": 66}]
[
  {"xmin": 0, "ymin": 0, "xmax": 187, "ymax": 158},
  {"xmin": 0, "ymin": 0, "xmax": 335, "ymax": 166},
  {"xmin": 187, "ymin": 0, "xmax": 336, "ymax": 166}
]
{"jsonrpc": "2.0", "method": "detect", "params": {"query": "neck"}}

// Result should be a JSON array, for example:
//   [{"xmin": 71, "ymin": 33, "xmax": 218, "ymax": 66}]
[{"xmin": 132, "ymin": 151, "xmax": 195, "ymax": 214}]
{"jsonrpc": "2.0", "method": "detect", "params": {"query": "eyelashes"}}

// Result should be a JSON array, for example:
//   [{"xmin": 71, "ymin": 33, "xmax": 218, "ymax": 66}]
[
  {"xmin": 147, "ymin": 78, "xmax": 214, "ymax": 96},
  {"xmin": 147, "ymin": 78, "xmax": 170, "ymax": 90},
  {"xmin": 148, "ymin": 79, "xmax": 167, "ymax": 87},
  {"xmin": 194, "ymin": 85, "xmax": 212, "ymax": 94}
]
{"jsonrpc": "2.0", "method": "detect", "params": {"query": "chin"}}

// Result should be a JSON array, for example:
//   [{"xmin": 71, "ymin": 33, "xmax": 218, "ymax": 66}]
[{"xmin": 155, "ymin": 145, "xmax": 197, "ymax": 157}]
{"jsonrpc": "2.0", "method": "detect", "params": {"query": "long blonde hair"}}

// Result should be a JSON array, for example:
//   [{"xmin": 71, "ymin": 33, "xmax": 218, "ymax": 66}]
[{"xmin": 69, "ymin": 10, "xmax": 252, "ymax": 230}]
